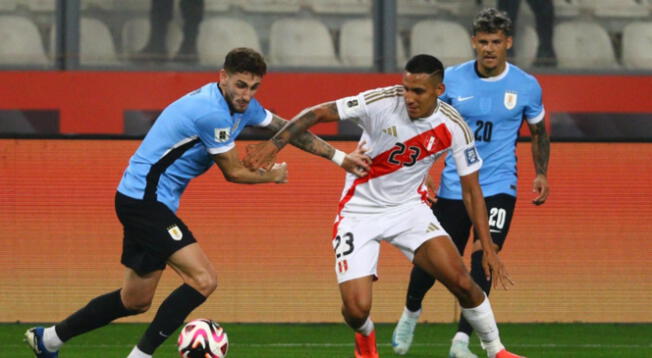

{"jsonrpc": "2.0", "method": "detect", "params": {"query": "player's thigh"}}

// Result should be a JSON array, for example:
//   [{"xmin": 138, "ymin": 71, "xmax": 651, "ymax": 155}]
[
  {"xmin": 473, "ymin": 194, "xmax": 517, "ymax": 251},
  {"xmin": 167, "ymin": 243, "xmax": 217, "ymax": 292},
  {"xmin": 333, "ymin": 215, "xmax": 382, "ymax": 284},
  {"xmin": 432, "ymin": 198, "xmax": 472, "ymax": 255},
  {"xmin": 390, "ymin": 203, "xmax": 449, "ymax": 261},
  {"xmin": 413, "ymin": 235, "xmax": 468, "ymax": 289},
  {"xmin": 116, "ymin": 192, "xmax": 198, "ymax": 276}
]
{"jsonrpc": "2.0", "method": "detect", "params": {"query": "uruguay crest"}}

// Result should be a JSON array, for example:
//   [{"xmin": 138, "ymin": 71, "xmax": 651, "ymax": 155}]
[
  {"xmin": 504, "ymin": 91, "xmax": 517, "ymax": 110},
  {"xmin": 167, "ymin": 224, "xmax": 183, "ymax": 241}
]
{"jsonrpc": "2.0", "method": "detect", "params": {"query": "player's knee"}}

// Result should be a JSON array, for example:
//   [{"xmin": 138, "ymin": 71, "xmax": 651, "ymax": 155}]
[
  {"xmin": 122, "ymin": 296, "xmax": 153, "ymax": 313},
  {"xmin": 341, "ymin": 299, "xmax": 371, "ymax": 325},
  {"xmin": 189, "ymin": 269, "xmax": 218, "ymax": 297},
  {"xmin": 449, "ymin": 271, "xmax": 477, "ymax": 304}
]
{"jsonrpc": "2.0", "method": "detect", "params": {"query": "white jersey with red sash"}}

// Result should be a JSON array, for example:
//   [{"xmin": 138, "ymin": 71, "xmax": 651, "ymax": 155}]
[{"xmin": 334, "ymin": 85, "xmax": 483, "ymax": 217}]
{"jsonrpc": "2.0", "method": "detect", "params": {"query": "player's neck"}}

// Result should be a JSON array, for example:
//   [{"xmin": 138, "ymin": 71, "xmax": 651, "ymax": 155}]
[{"xmin": 474, "ymin": 61, "xmax": 507, "ymax": 78}]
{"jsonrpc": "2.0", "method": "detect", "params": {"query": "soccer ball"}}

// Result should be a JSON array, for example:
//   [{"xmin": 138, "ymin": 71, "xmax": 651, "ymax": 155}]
[{"xmin": 177, "ymin": 319, "xmax": 229, "ymax": 358}]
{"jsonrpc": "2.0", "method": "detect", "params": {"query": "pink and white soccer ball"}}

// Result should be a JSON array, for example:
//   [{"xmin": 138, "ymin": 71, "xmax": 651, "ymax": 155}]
[{"xmin": 178, "ymin": 318, "xmax": 229, "ymax": 358}]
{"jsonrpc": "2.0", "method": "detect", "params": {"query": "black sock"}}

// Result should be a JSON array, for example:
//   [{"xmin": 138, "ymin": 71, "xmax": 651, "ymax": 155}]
[
  {"xmin": 137, "ymin": 284, "xmax": 207, "ymax": 354},
  {"xmin": 458, "ymin": 250, "xmax": 493, "ymax": 335},
  {"xmin": 405, "ymin": 265, "xmax": 436, "ymax": 312},
  {"xmin": 55, "ymin": 289, "xmax": 139, "ymax": 342}
]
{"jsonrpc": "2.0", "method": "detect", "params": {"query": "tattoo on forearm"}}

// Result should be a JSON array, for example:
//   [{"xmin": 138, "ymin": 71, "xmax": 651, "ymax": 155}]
[
  {"xmin": 272, "ymin": 104, "xmax": 339, "ymax": 159},
  {"xmin": 531, "ymin": 121, "xmax": 550, "ymax": 175}
]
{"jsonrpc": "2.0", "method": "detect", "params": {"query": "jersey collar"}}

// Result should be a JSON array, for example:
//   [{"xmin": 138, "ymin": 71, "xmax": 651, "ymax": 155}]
[{"xmin": 474, "ymin": 61, "xmax": 511, "ymax": 82}]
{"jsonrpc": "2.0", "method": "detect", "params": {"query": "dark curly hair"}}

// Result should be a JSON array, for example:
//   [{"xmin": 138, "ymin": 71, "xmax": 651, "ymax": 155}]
[
  {"xmin": 472, "ymin": 8, "xmax": 513, "ymax": 36},
  {"xmin": 223, "ymin": 47, "xmax": 267, "ymax": 77}
]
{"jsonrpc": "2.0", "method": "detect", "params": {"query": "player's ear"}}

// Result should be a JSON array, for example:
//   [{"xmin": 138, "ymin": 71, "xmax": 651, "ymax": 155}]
[
  {"xmin": 505, "ymin": 36, "xmax": 513, "ymax": 50},
  {"xmin": 439, "ymin": 82, "xmax": 446, "ymax": 96},
  {"xmin": 471, "ymin": 35, "xmax": 477, "ymax": 50},
  {"xmin": 219, "ymin": 69, "xmax": 229, "ymax": 83}
]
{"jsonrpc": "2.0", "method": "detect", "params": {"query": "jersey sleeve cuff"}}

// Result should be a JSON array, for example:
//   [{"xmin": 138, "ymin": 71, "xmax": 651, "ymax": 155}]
[
  {"xmin": 207, "ymin": 142, "xmax": 235, "ymax": 155},
  {"xmin": 257, "ymin": 109, "xmax": 274, "ymax": 127},
  {"xmin": 526, "ymin": 108, "xmax": 545, "ymax": 125}
]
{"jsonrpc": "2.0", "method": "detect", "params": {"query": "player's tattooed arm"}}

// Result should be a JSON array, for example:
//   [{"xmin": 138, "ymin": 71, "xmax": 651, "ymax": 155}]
[
  {"xmin": 529, "ymin": 120, "xmax": 550, "ymax": 176},
  {"xmin": 529, "ymin": 119, "xmax": 551, "ymax": 205},
  {"xmin": 270, "ymin": 102, "xmax": 341, "ymax": 152},
  {"xmin": 267, "ymin": 113, "xmax": 334, "ymax": 160}
]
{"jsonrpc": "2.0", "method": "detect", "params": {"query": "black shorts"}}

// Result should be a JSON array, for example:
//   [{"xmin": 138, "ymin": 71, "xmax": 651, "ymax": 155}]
[
  {"xmin": 432, "ymin": 193, "xmax": 516, "ymax": 255},
  {"xmin": 115, "ymin": 192, "xmax": 196, "ymax": 276}
]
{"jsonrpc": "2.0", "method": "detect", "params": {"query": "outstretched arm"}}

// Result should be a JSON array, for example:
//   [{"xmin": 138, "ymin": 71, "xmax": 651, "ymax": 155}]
[
  {"xmin": 245, "ymin": 103, "xmax": 370, "ymax": 176},
  {"xmin": 265, "ymin": 113, "xmax": 338, "ymax": 161},
  {"xmin": 528, "ymin": 120, "xmax": 550, "ymax": 205},
  {"xmin": 460, "ymin": 171, "xmax": 513, "ymax": 290}
]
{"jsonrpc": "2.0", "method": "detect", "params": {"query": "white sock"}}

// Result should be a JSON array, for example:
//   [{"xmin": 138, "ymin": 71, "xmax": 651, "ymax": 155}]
[
  {"xmin": 403, "ymin": 306, "xmax": 421, "ymax": 319},
  {"xmin": 452, "ymin": 331, "xmax": 470, "ymax": 344},
  {"xmin": 43, "ymin": 326, "xmax": 63, "ymax": 352},
  {"xmin": 356, "ymin": 317, "xmax": 375, "ymax": 336},
  {"xmin": 461, "ymin": 295, "xmax": 504, "ymax": 356},
  {"xmin": 127, "ymin": 346, "xmax": 152, "ymax": 358}
]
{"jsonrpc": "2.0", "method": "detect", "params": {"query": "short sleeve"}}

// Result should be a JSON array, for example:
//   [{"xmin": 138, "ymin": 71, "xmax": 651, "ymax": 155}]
[
  {"xmin": 524, "ymin": 79, "xmax": 545, "ymax": 125},
  {"xmin": 336, "ymin": 94, "xmax": 367, "ymax": 120},
  {"xmin": 246, "ymin": 99, "xmax": 273, "ymax": 127},
  {"xmin": 335, "ymin": 86, "xmax": 402, "ymax": 133},
  {"xmin": 448, "ymin": 119, "xmax": 483, "ymax": 177},
  {"xmin": 195, "ymin": 111, "xmax": 235, "ymax": 155}
]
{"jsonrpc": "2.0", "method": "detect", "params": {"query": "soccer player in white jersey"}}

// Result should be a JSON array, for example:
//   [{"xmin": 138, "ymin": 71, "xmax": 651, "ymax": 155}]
[
  {"xmin": 244, "ymin": 54, "xmax": 524, "ymax": 358},
  {"xmin": 23, "ymin": 48, "xmax": 370, "ymax": 358},
  {"xmin": 392, "ymin": 8, "xmax": 550, "ymax": 358}
]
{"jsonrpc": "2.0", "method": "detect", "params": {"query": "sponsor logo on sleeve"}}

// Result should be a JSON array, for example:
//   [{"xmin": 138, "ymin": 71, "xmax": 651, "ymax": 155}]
[
  {"xmin": 214, "ymin": 128, "xmax": 230, "ymax": 143},
  {"xmin": 346, "ymin": 99, "xmax": 359, "ymax": 108},
  {"xmin": 464, "ymin": 147, "xmax": 480, "ymax": 166}
]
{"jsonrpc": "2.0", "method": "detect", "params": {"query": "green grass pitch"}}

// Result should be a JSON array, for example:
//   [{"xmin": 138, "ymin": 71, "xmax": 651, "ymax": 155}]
[{"xmin": 2, "ymin": 322, "xmax": 651, "ymax": 357}]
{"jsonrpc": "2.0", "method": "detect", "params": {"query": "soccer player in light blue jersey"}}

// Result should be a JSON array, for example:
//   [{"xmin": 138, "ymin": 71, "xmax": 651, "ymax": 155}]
[
  {"xmin": 392, "ymin": 9, "xmax": 550, "ymax": 358},
  {"xmin": 24, "ymin": 48, "xmax": 370, "ymax": 358}
]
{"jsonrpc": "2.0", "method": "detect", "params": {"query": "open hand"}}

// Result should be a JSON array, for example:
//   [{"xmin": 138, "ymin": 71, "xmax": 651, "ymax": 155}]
[
  {"xmin": 482, "ymin": 250, "xmax": 514, "ymax": 290},
  {"xmin": 341, "ymin": 141, "xmax": 372, "ymax": 177}
]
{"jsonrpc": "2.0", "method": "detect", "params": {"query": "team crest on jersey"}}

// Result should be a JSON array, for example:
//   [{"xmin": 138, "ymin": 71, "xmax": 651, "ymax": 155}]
[
  {"xmin": 465, "ymin": 147, "xmax": 480, "ymax": 166},
  {"xmin": 214, "ymin": 128, "xmax": 230, "ymax": 143},
  {"xmin": 504, "ymin": 91, "xmax": 518, "ymax": 110},
  {"xmin": 167, "ymin": 224, "xmax": 183, "ymax": 241}
]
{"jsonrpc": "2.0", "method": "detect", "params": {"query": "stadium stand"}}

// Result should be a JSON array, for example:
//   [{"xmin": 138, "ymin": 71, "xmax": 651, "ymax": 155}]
[
  {"xmin": 513, "ymin": 24, "xmax": 538, "ymax": 68},
  {"xmin": 79, "ymin": 17, "xmax": 119, "ymax": 65},
  {"xmin": 553, "ymin": 0, "xmax": 585, "ymax": 18},
  {"xmin": 269, "ymin": 17, "xmax": 340, "ymax": 67},
  {"xmin": 237, "ymin": 0, "xmax": 302, "ymax": 13},
  {"xmin": 121, "ymin": 17, "xmax": 183, "ymax": 59},
  {"xmin": 587, "ymin": 0, "xmax": 650, "ymax": 18},
  {"xmin": 397, "ymin": 0, "xmax": 439, "ymax": 16},
  {"xmin": 0, "ymin": 15, "xmax": 48, "ymax": 65},
  {"xmin": 197, "ymin": 17, "xmax": 261, "ymax": 66},
  {"xmin": 621, "ymin": 21, "xmax": 652, "ymax": 69},
  {"xmin": 204, "ymin": 0, "xmax": 232, "ymax": 12},
  {"xmin": 24, "ymin": 0, "xmax": 55, "ymax": 12},
  {"xmin": 553, "ymin": 21, "xmax": 619, "ymax": 69},
  {"xmin": 0, "ymin": 0, "xmax": 17, "ymax": 12},
  {"xmin": 80, "ymin": 0, "xmax": 115, "ymax": 11},
  {"xmin": 306, "ymin": 0, "xmax": 370, "ymax": 14},
  {"xmin": 339, "ymin": 18, "xmax": 406, "ymax": 67},
  {"xmin": 410, "ymin": 20, "xmax": 473, "ymax": 66}
]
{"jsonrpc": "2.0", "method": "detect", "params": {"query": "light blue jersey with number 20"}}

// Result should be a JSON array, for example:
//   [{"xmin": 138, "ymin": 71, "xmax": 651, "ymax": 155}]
[{"xmin": 438, "ymin": 60, "xmax": 545, "ymax": 200}]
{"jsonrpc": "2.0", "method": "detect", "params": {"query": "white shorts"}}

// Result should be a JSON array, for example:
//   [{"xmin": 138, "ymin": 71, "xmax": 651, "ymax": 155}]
[{"xmin": 332, "ymin": 203, "xmax": 449, "ymax": 284}]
